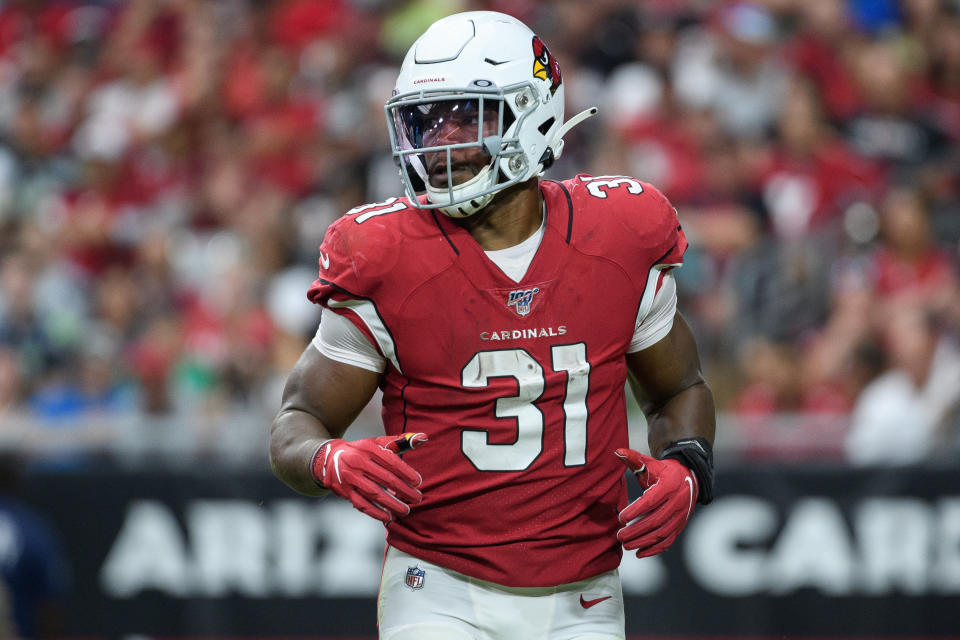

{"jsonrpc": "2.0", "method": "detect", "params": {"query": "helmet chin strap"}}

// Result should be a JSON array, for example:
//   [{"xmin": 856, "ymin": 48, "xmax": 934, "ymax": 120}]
[{"xmin": 426, "ymin": 164, "xmax": 496, "ymax": 218}]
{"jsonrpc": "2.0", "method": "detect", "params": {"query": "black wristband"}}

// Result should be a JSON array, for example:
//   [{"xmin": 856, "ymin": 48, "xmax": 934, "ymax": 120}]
[{"xmin": 659, "ymin": 437, "xmax": 714, "ymax": 504}]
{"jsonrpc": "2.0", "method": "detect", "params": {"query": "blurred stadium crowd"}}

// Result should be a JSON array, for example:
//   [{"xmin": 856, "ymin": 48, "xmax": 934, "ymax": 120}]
[{"xmin": 0, "ymin": 0, "xmax": 959, "ymax": 467}]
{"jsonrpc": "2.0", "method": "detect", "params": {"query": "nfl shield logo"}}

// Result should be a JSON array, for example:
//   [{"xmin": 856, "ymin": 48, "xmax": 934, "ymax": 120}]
[
  {"xmin": 405, "ymin": 566, "xmax": 425, "ymax": 590},
  {"xmin": 507, "ymin": 287, "xmax": 540, "ymax": 316}
]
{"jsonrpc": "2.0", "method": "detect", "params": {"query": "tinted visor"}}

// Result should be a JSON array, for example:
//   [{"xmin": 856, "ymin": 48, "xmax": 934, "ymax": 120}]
[{"xmin": 398, "ymin": 99, "xmax": 512, "ymax": 149}]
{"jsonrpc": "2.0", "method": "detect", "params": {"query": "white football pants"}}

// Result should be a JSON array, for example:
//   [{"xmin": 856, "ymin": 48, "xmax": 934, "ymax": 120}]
[{"xmin": 378, "ymin": 546, "xmax": 625, "ymax": 640}]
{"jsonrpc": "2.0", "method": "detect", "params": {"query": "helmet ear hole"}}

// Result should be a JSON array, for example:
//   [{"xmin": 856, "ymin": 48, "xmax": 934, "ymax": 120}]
[{"xmin": 538, "ymin": 117, "xmax": 555, "ymax": 136}]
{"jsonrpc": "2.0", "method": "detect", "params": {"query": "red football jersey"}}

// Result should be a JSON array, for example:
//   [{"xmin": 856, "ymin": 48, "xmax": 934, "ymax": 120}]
[{"xmin": 307, "ymin": 174, "xmax": 687, "ymax": 587}]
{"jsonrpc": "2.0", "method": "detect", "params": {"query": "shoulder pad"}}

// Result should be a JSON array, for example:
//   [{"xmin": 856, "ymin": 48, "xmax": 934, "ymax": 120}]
[
  {"xmin": 306, "ymin": 196, "xmax": 449, "ymax": 306},
  {"xmin": 562, "ymin": 174, "xmax": 687, "ymax": 269}
]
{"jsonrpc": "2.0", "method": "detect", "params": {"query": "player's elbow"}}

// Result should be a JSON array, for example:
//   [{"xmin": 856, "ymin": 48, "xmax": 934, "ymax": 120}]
[
  {"xmin": 267, "ymin": 410, "xmax": 304, "ymax": 479},
  {"xmin": 267, "ymin": 415, "xmax": 287, "ymax": 478}
]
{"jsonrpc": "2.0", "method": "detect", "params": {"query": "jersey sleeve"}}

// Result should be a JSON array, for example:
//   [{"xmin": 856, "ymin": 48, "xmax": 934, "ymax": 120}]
[
  {"xmin": 629, "ymin": 271, "xmax": 678, "ymax": 352},
  {"xmin": 621, "ymin": 182, "xmax": 688, "ymax": 328},
  {"xmin": 306, "ymin": 217, "xmax": 362, "ymax": 305},
  {"xmin": 635, "ymin": 180, "xmax": 687, "ymax": 269},
  {"xmin": 306, "ymin": 217, "xmax": 401, "ymax": 372},
  {"xmin": 567, "ymin": 175, "xmax": 688, "ymax": 318},
  {"xmin": 311, "ymin": 309, "xmax": 387, "ymax": 373},
  {"xmin": 629, "ymin": 181, "xmax": 687, "ymax": 332}
]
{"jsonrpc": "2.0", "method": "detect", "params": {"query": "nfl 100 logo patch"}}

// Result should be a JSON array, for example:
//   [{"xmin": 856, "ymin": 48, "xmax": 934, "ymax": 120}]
[
  {"xmin": 507, "ymin": 287, "xmax": 540, "ymax": 317},
  {"xmin": 405, "ymin": 566, "xmax": 425, "ymax": 590}
]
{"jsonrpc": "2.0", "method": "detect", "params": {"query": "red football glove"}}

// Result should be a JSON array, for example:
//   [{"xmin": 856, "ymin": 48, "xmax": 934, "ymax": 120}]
[
  {"xmin": 312, "ymin": 433, "xmax": 428, "ymax": 523},
  {"xmin": 614, "ymin": 448, "xmax": 698, "ymax": 558}
]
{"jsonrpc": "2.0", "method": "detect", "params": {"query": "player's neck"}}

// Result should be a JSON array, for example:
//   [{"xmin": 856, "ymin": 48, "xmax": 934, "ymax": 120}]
[{"xmin": 453, "ymin": 179, "xmax": 543, "ymax": 251}]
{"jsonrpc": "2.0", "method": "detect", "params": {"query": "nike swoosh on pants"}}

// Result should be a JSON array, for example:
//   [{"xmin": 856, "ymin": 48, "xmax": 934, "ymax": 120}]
[{"xmin": 579, "ymin": 595, "xmax": 612, "ymax": 609}]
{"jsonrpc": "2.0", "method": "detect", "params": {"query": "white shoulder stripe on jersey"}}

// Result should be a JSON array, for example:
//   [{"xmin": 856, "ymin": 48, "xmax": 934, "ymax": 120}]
[
  {"xmin": 629, "ymin": 270, "xmax": 678, "ymax": 353},
  {"xmin": 635, "ymin": 263, "xmax": 673, "ymax": 321},
  {"xmin": 326, "ymin": 297, "xmax": 401, "ymax": 374},
  {"xmin": 312, "ymin": 308, "xmax": 387, "ymax": 373}
]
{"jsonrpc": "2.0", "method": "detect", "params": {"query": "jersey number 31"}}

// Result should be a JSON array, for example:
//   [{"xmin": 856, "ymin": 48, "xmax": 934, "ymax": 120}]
[{"xmin": 460, "ymin": 344, "xmax": 589, "ymax": 472}]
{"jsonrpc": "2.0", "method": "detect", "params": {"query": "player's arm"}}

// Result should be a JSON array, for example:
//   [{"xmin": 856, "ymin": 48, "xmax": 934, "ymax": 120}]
[
  {"xmin": 269, "ymin": 345, "xmax": 426, "ymax": 522},
  {"xmin": 626, "ymin": 312, "xmax": 715, "ymax": 459},
  {"xmin": 281, "ymin": 218, "xmax": 429, "ymax": 522},
  {"xmin": 269, "ymin": 346, "xmax": 380, "ymax": 495},
  {"xmin": 616, "ymin": 312, "xmax": 716, "ymax": 557}
]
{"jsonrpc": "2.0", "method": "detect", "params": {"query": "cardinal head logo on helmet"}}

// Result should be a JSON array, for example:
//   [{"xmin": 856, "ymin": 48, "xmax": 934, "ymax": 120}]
[{"xmin": 532, "ymin": 36, "xmax": 561, "ymax": 95}]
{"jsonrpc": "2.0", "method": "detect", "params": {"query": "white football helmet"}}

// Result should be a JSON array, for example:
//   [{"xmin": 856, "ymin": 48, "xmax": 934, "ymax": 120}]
[{"xmin": 385, "ymin": 11, "xmax": 596, "ymax": 217}]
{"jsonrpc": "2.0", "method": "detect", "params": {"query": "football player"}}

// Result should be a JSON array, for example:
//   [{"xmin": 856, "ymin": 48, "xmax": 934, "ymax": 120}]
[{"xmin": 270, "ymin": 11, "xmax": 716, "ymax": 640}]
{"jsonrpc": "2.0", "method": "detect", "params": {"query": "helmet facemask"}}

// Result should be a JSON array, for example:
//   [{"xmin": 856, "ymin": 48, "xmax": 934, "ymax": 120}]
[{"xmin": 387, "ymin": 85, "xmax": 533, "ymax": 218}]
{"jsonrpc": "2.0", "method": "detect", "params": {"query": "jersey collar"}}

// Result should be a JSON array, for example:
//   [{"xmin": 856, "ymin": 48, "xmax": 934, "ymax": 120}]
[{"xmin": 429, "ymin": 180, "xmax": 573, "ymax": 289}]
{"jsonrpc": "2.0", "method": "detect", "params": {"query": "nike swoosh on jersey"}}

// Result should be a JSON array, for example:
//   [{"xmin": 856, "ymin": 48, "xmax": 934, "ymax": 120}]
[
  {"xmin": 684, "ymin": 475, "xmax": 695, "ymax": 518},
  {"xmin": 579, "ymin": 595, "xmax": 612, "ymax": 609}
]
